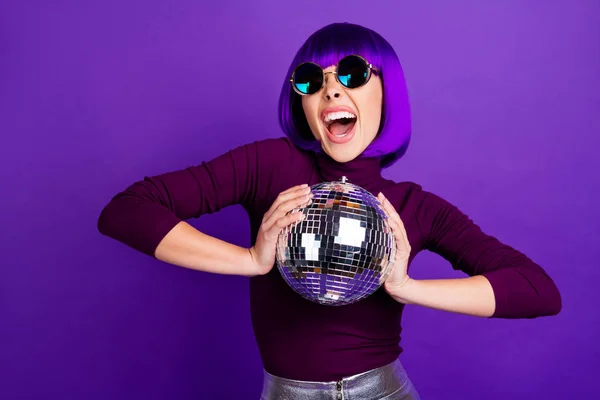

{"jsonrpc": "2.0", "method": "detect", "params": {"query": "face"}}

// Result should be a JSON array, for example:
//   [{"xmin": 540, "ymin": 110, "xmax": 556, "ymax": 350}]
[{"xmin": 301, "ymin": 62, "xmax": 383, "ymax": 163}]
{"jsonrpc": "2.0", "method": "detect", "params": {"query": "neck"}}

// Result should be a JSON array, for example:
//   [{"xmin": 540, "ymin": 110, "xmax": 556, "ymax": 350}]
[{"xmin": 313, "ymin": 151, "xmax": 383, "ymax": 191}]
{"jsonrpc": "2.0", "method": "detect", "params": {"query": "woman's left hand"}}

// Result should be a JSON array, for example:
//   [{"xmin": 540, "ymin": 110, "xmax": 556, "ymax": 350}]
[{"xmin": 377, "ymin": 192, "xmax": 413, "ymax": 293}]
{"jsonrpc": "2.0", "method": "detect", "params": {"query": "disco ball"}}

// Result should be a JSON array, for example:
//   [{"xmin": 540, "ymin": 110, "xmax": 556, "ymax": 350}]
[{"xmin": 275, "ymin": 177, "xmax": 396, "ymax": 306}]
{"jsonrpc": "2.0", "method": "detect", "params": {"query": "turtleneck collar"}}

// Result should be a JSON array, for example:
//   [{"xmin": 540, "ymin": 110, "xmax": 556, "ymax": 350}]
[{"xmin": 313, "ymin": 151, "xmax": 384, "ymax": 191}]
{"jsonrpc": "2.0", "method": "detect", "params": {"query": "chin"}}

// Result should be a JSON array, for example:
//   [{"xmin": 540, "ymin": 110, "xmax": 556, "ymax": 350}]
[{"xmin": 322, "ymin": 140, "xmax": 365, "ymax": 163}]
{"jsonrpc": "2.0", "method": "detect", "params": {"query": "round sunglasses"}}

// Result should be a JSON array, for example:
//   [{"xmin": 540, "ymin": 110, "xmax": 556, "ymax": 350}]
[{"xmin": 290, "ymin": 54, "xmax": 379, "ymax": 96}]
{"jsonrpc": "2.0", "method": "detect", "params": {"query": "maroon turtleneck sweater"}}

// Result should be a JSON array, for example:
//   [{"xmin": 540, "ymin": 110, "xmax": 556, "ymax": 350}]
[{"xmin": 97, "ymin": 137, "xmax": 561, "ymax": 381}]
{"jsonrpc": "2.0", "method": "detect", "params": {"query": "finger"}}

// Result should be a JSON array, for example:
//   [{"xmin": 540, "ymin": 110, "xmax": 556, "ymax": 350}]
[
  {"xmin": 268, "ymin": 185, "xmax": 309, "ymax": 216},
  {"xmin": 264, "ymin": 191, "xmax": 312, "ymax": 230},
  {"xmin": 377, "ymin": 193, "xmax": 392, "ymax": 218},
  {"xmin": 386, "ymin": 216, "xmax": 410, "ymax": 257},
  {"xmin": 379, "ymin": 193, "xmax": 410, "ymax": 248},
  {"xmin": 379, "ymin": 193, "xmax": 401, "ymax": 226},
  {"xmin": 280, "ymin": 183, "xmax": 309, "ymax": 195},
  {"xmin": 279, "ymin": 192, "xmax": 313, "ymax": 213},
  {"xmin": 264, "ymin": 200, "xmax": 310, "ymax": 232},
  {"xmin": 377, "ymin": 193, "xmax": 394, "ymax": 219},
  {"xmin": 377, "ymin": 192, "xmax": 396, "ymax": 231},
  {"xmin": 274, "ymin": 184, "xmax": 310, "ymax": 208},
  {"xmin": 269, "ymin": 211, "xmax": 305, "ymax": 236},
  {"xmin": 264, "ymin": 185, "xmax": 310, "ymax": 221}
]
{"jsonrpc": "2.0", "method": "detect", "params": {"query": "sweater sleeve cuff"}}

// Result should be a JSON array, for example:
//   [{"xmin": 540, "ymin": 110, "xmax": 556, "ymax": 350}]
[
  {"xmin": 482, "ymin": 267, "xmax": 562, "ymax": 319},
  {"xmin": 145, "ymin": 213, "xmax": 183, "ymax": 258},
  {"xmin": 481, "ymin": 269, "xmax": 515, "ymax": 318}
]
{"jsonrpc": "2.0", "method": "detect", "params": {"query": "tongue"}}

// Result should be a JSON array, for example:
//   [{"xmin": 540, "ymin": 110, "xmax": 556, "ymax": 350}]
[{"xmin": 329, "ymin": 120, "xmax": 355, "ymax": 136}]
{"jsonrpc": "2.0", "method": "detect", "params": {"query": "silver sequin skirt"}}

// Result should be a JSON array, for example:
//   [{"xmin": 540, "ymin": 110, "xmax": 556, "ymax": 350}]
[{"xmin": 260, "ymin": 358, "xmax": 420, "ymax": 399}]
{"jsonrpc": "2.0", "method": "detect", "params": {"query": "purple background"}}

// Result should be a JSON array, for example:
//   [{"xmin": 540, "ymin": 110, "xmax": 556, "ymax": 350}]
[{"xmin": 1, "ymin": 0, "xmax": 598, "ymax": 399}]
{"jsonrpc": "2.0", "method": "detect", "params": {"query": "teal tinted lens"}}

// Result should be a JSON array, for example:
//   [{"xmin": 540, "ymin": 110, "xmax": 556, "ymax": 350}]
[
  {"xmin": 293, "ymin": 63, "xmax": 323, "ymax": 94},
  {"xmin": 337, "ymin": 56, "xmax": 370, "ymax": 88}
]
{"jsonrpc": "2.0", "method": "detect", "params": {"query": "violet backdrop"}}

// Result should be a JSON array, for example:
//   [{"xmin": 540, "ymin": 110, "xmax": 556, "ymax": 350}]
[{"xmin": 1, "ymin": 0, "xmax": 598, "ymax": 399}]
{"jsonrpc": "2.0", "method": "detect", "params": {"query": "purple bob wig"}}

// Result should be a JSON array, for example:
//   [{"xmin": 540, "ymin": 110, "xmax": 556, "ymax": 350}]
[{"xmin": 278, "ymin": 22, "xmax": 411, "ymax": 168}]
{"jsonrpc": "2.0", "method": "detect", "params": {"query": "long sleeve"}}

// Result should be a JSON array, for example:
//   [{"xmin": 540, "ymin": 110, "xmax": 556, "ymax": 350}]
[
  {"xmin": 97, "ymin": 138, "xmax": 295, "ymax": 257},
  {"xmin": 415, "ymin": 189, "xmax": 562, "ymax": 319}
]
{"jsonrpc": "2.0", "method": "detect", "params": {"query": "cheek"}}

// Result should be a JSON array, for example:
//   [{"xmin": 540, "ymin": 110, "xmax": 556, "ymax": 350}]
[
  {"xmin": 364, "ymin": 85, "xmax": 383, "ymax": 132},
  {"xmin": 360, "ymin": 95, "xmax": 382, "ymax": 129},
  {"xmin": 301, "ymin": 96, "xmax": 323, "ymax": 139},
  {"xmin": 301, "ymin": 97, "xmax": 319, "ymax": 121}
]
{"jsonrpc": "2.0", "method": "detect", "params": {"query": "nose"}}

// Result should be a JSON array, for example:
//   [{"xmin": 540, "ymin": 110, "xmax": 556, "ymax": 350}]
[{"xmin": 323, "ymin": 72, "xmax": 342, "ymax": 100}]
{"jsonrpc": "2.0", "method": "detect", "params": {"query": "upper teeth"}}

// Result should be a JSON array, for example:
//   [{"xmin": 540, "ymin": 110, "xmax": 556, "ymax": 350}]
[{"xmin": 324, "ymin": 111, "xmax": 356, "ymax": 123}]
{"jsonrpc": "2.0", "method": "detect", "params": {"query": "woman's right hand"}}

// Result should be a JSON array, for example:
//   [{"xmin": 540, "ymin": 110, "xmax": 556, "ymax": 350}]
[{"xmin": 249, "ymin": 184, "xmax": 313, "ymax": 275}]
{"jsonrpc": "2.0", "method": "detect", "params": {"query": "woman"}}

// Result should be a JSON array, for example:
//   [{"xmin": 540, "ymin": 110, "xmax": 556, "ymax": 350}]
[{"xmin": 98, "ymin": 22, "xmax": 561, "ymax": 399}]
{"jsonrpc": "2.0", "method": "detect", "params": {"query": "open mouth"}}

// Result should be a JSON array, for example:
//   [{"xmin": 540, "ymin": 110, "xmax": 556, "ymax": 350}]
[{"xmin": 322, "ymin": 111, "xmax": 357, "ymax": 141}]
